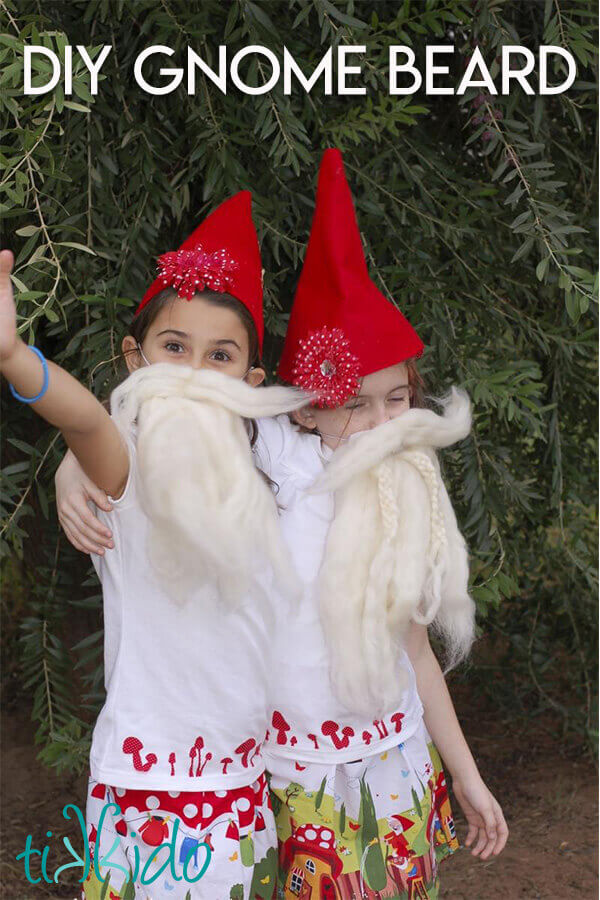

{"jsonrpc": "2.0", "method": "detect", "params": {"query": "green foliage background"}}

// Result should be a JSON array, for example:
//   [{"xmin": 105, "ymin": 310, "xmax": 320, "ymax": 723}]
[{"xmin": 1, "ymin": 0, "xmax": 597, "ymax": 769}]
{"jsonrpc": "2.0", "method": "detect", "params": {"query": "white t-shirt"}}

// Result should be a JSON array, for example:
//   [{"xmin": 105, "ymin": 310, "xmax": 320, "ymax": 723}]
[
  {"xmin": 254, "ymin": 415, "xmax": 424, "ymax": 764},
  {"xmin": 90, "ymin": 439, "xmax": 273, "ymax": 791}
]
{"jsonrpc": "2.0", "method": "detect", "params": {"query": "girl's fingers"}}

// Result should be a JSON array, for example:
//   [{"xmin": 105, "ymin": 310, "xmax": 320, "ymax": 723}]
[
  {"xmin": 479, "ymin": 806, "xmax": 499, "ymax": 859},
  {"xmin": 0, "ymin": 249, "xmax": 14, "ymax": 275},
  {"xmin": 492, "ymin": 806, "xmax": 509, "ymax": 855},
  {"xmin": 60, "ymin": 513, "xmax": 108, "ymax": 555},
  {"xmin": 69, "ymin": 504, "xmax": 114, "ymax": 545},
  {"xmin": 464, "ymin": 822, "xmax": 478, "ymax": 847},
  {"xmin": 61, "ymin": 523, "xmax": 92, "ymax": 555},
  {"xmin": 86, "ymin": 484, "xmax": 113, "ymax": 513},
  {"xmin": 470, "ymin": 820, "xmax": 489, "ymax": 856}
]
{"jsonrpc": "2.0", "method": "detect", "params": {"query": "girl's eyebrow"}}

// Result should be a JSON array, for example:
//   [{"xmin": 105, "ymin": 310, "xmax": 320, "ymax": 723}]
[
  {"xmin": 156, "ymin": 329, "xmax": 189, "ymax": 338},
  {"xmin": 352, "ymin": 383, "xmax": 410, "ymax": 402},
  {"xmin": 211, "ymin": 339, "xmax": 241, "ymax": 350}
]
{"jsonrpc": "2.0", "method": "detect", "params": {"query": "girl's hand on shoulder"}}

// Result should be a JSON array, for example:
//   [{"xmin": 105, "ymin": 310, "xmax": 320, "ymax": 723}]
[
  {"xmin": 56, "ymin": 449, "xmax": 114, "ymax": 555},
  {"xmin": 0, "ymin": 250, "xmax": 19, "ymax": 361},
  {"xmin": 451, "ymin": 775, "xmax": 508, "ymax": 859}
]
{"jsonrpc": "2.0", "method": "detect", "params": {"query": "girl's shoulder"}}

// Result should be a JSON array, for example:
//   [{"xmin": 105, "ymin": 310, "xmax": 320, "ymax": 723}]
[{"xmin": 254, "ymin": 415, "xmax": 323, "ymax": 480}]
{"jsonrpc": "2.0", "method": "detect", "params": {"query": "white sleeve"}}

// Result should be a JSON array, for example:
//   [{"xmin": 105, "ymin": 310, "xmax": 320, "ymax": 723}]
[
  {"xmin": 106, "ymin": 426, "xmax": 138, "ymax": 507},
  {"xmin": 253, "ymin": 415, "xmax": 296, "ymax": 480}
]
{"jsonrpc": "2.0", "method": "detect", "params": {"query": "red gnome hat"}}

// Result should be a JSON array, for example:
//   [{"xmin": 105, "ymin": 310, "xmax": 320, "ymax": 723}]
[
  {"xmin": 136, "ymin": 190, "xmax": 264, "ymax": 351},
  {"xmin": 278, "ymin": 149, "xmax": 423, "ymax": 406}
]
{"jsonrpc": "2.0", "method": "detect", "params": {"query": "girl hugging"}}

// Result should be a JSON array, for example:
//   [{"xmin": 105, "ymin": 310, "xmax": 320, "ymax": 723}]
[{"xmin": 4, "ymin": 149, "xmax": 507, "ymax": 900}]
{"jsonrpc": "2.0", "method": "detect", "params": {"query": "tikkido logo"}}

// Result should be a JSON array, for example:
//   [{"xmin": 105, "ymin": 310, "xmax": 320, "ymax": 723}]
[{"xmin": 15, "ymin": 802, "xmax": 211, "ymax": 887}]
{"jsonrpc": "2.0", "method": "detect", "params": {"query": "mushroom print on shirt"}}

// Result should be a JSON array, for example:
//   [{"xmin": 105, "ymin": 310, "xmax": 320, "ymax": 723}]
[
  {"xmin": 88, "ymin": 439, "xmax": 274, "ymax": 793},
  {"xmin": 253, "ymin": 414, "xmax": 425, "ymax": 768}
]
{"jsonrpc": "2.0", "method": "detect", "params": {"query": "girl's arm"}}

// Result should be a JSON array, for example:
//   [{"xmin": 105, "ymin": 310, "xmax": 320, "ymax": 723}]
[
  {"xmin": 404, "ymin": 621, "xmax": 509, "ymax": 860},
  {"xmin": 0, "ymin": 250, "xmax": 129, "ymax": 497}
]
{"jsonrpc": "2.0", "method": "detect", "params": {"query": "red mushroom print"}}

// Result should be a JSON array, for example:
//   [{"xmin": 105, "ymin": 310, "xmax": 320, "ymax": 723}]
[
  {"xmin": 321, "ymin": 721, "xmax": 355, "ymax": 750},
  {"xmin": 197, "ymin": 752, "xmax": 212, "ymax": 776},
  {"xmin": 168, "ymin": 752, "xmax": 176, "ymax": 776},
  {"xmin": 122, "ymin": 736, "xmax": 158, "ymax": 773},
  {"xmin": 187, "ymin": 737, "xmax": 204, "ymax": 777},
  {"xmin": 254, "ymin": 810, "xmax": 266, "ymax": 833},
  {"xmin": 90, "ymin": 783, "xmax": 106, "ymax": 801},
  {"xmin": 290, "ymin": 735, "xmax": 298, "ymax": 746},
  {"xmin": 295, "ymin": 762, "xmax": 307, "ymax": 771},
  {"xmin": 250, "ymin": 742, "xmax": 262, "ymax": 766},
  {"xmin": 281, "ymin": 824, "xmax": 343, "ymax": 881},
  {"xmin": 362, "ymin": 730, "xmax": 373, "ymax": 746},
  {"xmin": 235, "ymin": 738, "xmax": 256, "ymax": 768},
  {"xmin": 221, "ymin": 757, "xmax": 233, "ymax": 775},
  {"xmin": 390, "ymin": 713, "xmax": 405, "ymax": 734},
  {"xmin": 115, "ymin": 818, "xmax": 128, "ymax": 837},
  {"xmin": 372, "ymin": 719, "xmax": 389, "ymax": 740},
  {"xmin": 233, "ymin": 789, "xmax": 256, "ymax": 831},
  {"xmin": 271, "ymin": 711, "xmax": 291, "ymax": 745},
  {"xmin": 307, "ymin": 733, "xmax": 320, "ymax": 750}
]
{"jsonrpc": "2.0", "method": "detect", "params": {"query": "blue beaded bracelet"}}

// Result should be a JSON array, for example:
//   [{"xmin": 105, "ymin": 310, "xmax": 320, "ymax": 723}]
[{"xmin": 9, "ymin": 345, "xmax": 49, "ymax": 403}]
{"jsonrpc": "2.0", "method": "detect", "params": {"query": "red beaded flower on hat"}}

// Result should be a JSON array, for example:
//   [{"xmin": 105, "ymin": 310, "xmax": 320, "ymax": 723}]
[
  {"xmin": 292, "ymin": 326, "xmax": 361, "ymax": 408},
  {"xmin": 156, "ymin": 245, "xmax": 238, "ymax": 301}
]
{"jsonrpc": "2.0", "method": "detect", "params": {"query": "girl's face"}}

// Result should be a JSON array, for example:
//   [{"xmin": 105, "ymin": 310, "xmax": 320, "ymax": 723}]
[
  {"xmin": 294, "ymin": 362, "xmax": 411, "ymax": 449},
  {"xmin": 122, "ymin": 295, "xmax": 265, "ymax": 386}
]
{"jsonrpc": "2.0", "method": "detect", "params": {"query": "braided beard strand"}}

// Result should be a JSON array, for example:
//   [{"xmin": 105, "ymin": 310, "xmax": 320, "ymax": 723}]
[{"xmin": 314, "ymin": 390, "xmax": 475, "ymax": 718}]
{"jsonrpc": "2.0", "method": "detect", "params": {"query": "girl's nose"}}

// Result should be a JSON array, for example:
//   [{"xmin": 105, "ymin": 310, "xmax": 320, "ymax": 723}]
[{"xmin": 369, "ymin": 406, "xmax": 389, "ymax": 429}]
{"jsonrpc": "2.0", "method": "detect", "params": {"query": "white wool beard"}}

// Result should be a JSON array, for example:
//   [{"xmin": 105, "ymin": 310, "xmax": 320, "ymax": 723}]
[
  {"xmin": 313, "ymin": 388, "xmax": 476, "ymax": 718},
  {"xmin": 110, "ymin": 365, "xmax": 309, "ymax": 610}
]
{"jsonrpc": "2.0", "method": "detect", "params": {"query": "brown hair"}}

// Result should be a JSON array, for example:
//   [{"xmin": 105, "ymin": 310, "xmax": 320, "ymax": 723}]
[{"xmin": 405, "ymin": 356, "xmax": 426, "ymax": 408}]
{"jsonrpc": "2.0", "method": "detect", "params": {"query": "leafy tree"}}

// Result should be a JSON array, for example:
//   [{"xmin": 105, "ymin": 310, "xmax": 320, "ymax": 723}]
[
  {"xmin": 248, "ymin": 845, "xmax": 278, "ymax": 899},
  {"xmin": 1, "ymin": 0, "xmax": 597, "ymax": 772},
  {"xmin": 358, "ymin": 773, "xmax": 387, "ymax": 890},
  {"xmin": 314, "ymin": 775, "xmax": 327, "ymax": 810}
]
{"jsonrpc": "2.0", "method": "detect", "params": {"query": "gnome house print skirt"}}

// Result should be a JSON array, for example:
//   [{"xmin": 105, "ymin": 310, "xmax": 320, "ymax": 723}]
[
  {"xmin": 265, "ymin": 721, "xmax": 458, "ymax": 900},
  {"xmin": 82, "ymin": 772, "xmax": 278, "ymax": 899}
]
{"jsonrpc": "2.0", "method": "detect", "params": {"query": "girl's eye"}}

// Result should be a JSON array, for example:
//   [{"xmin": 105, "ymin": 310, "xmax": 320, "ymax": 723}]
[
  {"xmin": 165, "ymin": 341, "xmax": 185, "ymax": 353},
  {"xmin": 210, "ymin": 350, "xmax": 231, "ymax": 362},
  {"xmin": 389, "ymin": 393, "xmax": 409, "ymax": 403},
  {"xmin": 345, "ymin": 402, "xmax": 365, "ymax": 411}
]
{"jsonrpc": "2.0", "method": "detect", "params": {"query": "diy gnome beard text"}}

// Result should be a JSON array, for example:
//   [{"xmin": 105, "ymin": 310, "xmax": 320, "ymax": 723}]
[{"xmin": 23, "ymin": 43, "xmax": 577, "ymax": 97}]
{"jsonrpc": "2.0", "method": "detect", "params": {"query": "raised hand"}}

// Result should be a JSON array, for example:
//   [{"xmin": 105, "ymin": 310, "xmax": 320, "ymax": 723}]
[{"xmin": 0, "ymin": 250, "xmax": 18, "ymax": 362}]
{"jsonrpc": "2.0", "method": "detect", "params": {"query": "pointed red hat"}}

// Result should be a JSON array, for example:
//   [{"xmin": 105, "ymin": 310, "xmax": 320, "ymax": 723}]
[
  {"xmin": 278, "ymin": 149, "xmax": 423, "ymax": 405},
  {"xmin": 136, "ymin": 190, "xmax": 264, "ymax": 351}
]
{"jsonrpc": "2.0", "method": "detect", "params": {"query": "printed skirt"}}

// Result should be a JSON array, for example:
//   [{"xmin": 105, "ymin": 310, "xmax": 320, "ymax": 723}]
[
  {"xmin": 81, "ymin": 772, "xmax": 278, "ymax": 899},
  {"xmin": 264, "ymin": 720, "xmax": 458, "ymax": 900}
]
